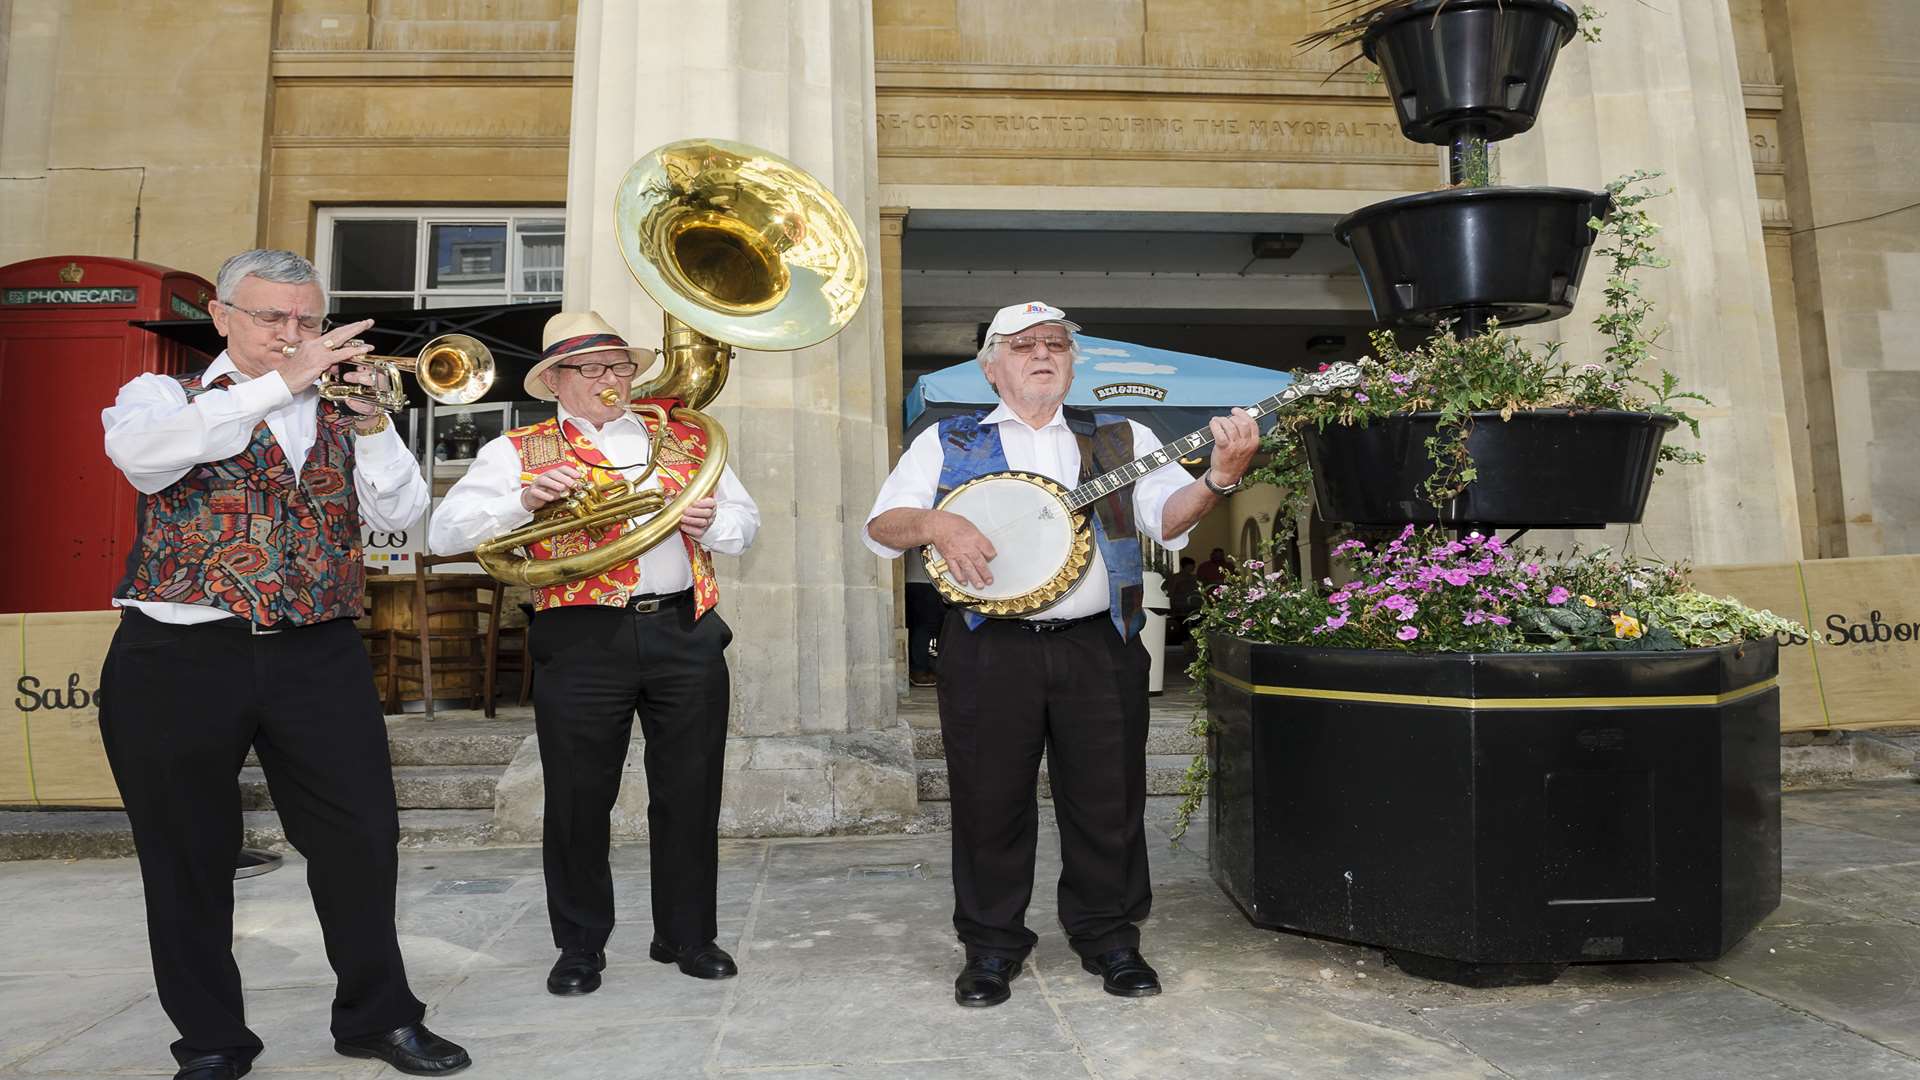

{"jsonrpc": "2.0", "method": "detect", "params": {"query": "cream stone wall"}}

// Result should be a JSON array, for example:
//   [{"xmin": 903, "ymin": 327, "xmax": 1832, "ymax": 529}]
[
  {"xmin": 872, "ymin": 0, "xmax": 1439, "ymax": 215},
  {"xmin": 1761, "ymin": 0, "xmax": 1920, "ymax": 558},
  {"xmin": 264, "ymin": 2, "xmax": 577, "ymax": 254},
  {"xmin": 0, "ymin": 0, "xmax": 274, "ymax": 279}
]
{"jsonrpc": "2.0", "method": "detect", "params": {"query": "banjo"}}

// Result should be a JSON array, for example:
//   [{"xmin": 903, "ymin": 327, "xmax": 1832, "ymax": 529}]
[{"xmin": 924, "ymin": 363, "xmax": 1361, "ymax": 617}]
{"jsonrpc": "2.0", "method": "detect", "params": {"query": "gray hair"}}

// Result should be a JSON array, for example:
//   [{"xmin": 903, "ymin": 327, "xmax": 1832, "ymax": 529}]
[
  {"xmin": 975, "ymin": 325, "xmax": 1083, "ymax": 385},
  {"xmin": 215, "ymin": 249, "xmax": 328, "ymax": 309}
]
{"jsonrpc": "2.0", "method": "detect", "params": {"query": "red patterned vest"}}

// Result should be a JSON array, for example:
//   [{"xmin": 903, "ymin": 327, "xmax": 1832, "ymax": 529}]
[
  {"xmin": 116, "ymin": 372, "xmax": 365, "ymax": 627},
  {"xmin": 505, "ymin": 401, "xmax": 719, "ymax": 618}
]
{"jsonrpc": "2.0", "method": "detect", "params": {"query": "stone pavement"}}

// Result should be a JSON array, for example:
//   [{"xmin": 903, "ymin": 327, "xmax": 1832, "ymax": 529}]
[{"xmin": 3, "ymin": 783, "xmax": 1920, "ymax": 1079}]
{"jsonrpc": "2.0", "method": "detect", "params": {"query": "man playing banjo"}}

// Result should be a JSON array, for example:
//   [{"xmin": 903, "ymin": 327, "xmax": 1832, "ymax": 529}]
[{"xmin": 863, "ymin": 301, "xmax": 1260, "ymax": 1007}]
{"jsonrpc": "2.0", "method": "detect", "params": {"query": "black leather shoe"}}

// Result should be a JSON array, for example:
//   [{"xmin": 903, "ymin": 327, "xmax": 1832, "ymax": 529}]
[
  {"xmin": 334, "ymin": 1023, "xmax": 471, "ymax": 1075},
  {"xmin": 649, "ymin": 939, "xmax": 738, "ymax": 979},
  {"xmin": 546, "ymin": 947, "xmax": 606, "ymax": 995},
  {"xmin": 1081, "ymin": 947, "xmax": 1161, "ymax": 997},
  {"xmin": 174, "ymin": 1055, "xmax": 250, "ymax": 1080},
  {"xmin": 954, "ymin": 954, "xmax": 1021, "ymax": 1007}
]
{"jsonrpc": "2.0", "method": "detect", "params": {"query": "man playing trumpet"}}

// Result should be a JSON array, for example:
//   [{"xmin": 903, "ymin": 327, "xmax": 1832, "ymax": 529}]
[
  {"xmin": 100, "ymin": 249, "xmax": 470, "ymax": 1078},
  {"xmin": 430, "ymin": 311, "xmax": 759, "ymax": 995}
]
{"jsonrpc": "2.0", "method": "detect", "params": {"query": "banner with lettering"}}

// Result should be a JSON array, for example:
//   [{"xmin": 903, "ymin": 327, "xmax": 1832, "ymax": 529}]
[
  {"xmin": 2, "ymin": 611, "xmax": 122, "ymax": 807},
  {"xmin": 1690, "ymin": 554, "xmax": 1920, "ymax": 733}
]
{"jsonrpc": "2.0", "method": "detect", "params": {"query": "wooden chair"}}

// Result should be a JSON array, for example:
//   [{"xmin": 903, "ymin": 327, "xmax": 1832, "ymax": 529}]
[
  {"xmin": 358, "ymin": 570, "xmax": 399, "ymax": 713},
  {"xmin": 391, "ymin": 552, "xmax": 505, "ymax": 719},
  {"xmin": 493, "ymin": 602, "xmax": 535, "ymax": 709}
]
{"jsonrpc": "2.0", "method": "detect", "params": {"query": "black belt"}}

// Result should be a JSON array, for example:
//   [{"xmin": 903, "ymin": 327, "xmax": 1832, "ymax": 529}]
[
  {"xmin": 1013, "ymin": 613, "xmax": 1106, "ymax": 634},
  {"xmin": 625, "ymin": 589, "xmax": 694, "ymax": 614}
]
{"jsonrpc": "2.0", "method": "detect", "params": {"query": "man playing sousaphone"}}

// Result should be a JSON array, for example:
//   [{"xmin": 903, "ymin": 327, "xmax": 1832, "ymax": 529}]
[
  {"xmin": 430, "ymin": 311, "xmax": 759, "ymax": 994},
  {"xmin": 864, "ymin": 301, "xmax": 1260, "ymax": 1008}
]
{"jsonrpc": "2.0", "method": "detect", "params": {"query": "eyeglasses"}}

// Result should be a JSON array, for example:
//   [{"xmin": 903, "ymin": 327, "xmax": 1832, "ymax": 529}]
[
  {"xmin": 1005, "ymin": 334, "xmax": 1072, "ymax": 355},
  {"xmin": 221, "ymin": 302, "xmax": 330, "ymax": 334},
  {"xmin": 555, "ymin": 360, "xmax": 640, "ymax": 379}
]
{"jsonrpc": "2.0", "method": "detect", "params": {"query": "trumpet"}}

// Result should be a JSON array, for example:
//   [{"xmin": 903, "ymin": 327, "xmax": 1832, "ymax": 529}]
[{"xmin": 287, "ymin": 333, "xmax": 497, "ymax": 413}]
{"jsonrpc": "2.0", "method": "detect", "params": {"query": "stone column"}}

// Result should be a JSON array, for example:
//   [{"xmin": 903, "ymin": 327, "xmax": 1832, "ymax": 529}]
[
  {"xmin": 496, "ymin": 0, "xmax": 913, "ymax": 841},
  {"xmin": 1500, "ymin": 0, "xmax": 1805, "ymax": 564}
]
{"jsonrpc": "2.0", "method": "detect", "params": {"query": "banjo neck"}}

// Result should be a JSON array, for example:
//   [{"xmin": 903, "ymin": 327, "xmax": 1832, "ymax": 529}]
[{"xmin": 1060, "ymin": 382, "xmax": 1315, "ymax": 513}]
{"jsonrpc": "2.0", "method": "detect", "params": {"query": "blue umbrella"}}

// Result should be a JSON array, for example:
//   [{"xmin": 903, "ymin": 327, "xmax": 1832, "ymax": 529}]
[{"xmin": 904, "ymin": 335, "xmax": 1297, "ymax": 451}]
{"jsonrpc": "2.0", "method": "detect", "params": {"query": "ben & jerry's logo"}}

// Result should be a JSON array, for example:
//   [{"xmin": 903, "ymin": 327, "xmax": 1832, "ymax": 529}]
[{"xmin": 1092, "ymin": 382, "xmax": 1168, "ymax": 402}]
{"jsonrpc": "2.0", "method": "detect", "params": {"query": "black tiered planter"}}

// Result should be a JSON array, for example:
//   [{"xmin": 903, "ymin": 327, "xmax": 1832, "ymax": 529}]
[
  {"xmin": 1337, "ymin": 187, "xmax": 1613, "ymax": 328},
  {"xmin": 1363, "ymin": 0, "xmax": 1581, "ymax": 146},
  {"xmin": 1302, "ymin": 409, "xmax": 1678, "ymax": 529},
  {"xmin": 1207, "ymin": 637, "xmax": 1781, "ymax": 986}
]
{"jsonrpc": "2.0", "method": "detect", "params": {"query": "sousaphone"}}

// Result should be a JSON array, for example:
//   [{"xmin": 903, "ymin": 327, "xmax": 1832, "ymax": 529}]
[{"xmin": 474, "ymin": 138, "xmax": 869, "ymax": 586}]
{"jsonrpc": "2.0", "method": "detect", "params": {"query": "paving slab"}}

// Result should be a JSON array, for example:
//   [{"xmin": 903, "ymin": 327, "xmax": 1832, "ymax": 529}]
[
  {"xmin": 1420, "ymin": 982, "xmax": 1920, "ymax": 1080},
  {"xmin": 1704, "ymin": 918, "xmax": 1920, "ymax": 1057}
]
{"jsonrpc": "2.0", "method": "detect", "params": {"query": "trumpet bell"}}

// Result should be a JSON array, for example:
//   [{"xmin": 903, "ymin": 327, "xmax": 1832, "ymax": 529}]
[
  {"xmin": 614, "ymin": 138, "xmax": 868, "ymax": 355},
  {"xmin": 413, "ymin": 333, "xmax": 495, "ymax": 405}
]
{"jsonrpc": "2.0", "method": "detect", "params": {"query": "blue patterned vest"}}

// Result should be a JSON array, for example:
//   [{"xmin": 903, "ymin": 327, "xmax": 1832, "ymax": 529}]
[
  {"xmin": 936, "ymin": 407, "xmax": 1144, "ymax": 640},
  {"xmin": 115, "ymin": 371, "xmax": 366, "ymax": 627}
]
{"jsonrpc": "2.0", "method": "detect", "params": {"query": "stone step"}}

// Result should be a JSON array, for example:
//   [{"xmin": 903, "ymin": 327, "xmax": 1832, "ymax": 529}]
[
  {"xmin": 244, "ymin": 717, "xmax": 530, "ymax": 770},
  {"xmin": 0, "ymin": 809, "xmax": 495, "ymax": 862},
  {"xmin": 910, "ymin": 720, "xmax": 1204, "ymax": 761},
  {"xmin": 907, "ymin": 794, "xmax": 1193, "ymax": 835},
  {"xmin": 239, "ymin": 766, "xmax": 500, "ymax": 811},
  {"xmin": 914, "ymin": 754, "xmax": 1197, "ymax": 803}
]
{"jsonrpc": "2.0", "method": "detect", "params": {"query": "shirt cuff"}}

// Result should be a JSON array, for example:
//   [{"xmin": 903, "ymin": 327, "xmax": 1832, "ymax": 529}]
[{"xmin": 352, "ymin": 420, "xmax": 406, "ymax": 458}]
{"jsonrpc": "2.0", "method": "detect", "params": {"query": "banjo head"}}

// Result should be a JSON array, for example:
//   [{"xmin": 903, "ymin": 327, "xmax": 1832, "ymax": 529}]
[{"xmin": 924, "ymin": 471, "xmax": 1094, "ymax": 617}]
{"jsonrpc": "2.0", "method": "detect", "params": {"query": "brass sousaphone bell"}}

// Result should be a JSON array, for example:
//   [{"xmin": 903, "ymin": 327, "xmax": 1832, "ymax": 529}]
[{"xmin": 473, "ymin": 138, "xmax": 870, "ymax": 587}]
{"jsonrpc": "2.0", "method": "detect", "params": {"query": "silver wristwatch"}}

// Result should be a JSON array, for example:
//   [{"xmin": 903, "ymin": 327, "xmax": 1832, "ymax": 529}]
[{"xmin": 1203, "ymin": 471, "xmax": 1241, "ymax": 496}]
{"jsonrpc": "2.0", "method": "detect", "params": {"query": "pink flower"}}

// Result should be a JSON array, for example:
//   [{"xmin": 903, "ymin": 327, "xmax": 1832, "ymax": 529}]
[
  {"xmin": 1442, "ymin": 569, "xmax": 1475, "ymax": 587},
  {"xmin": 1355, "ymin": 392, "xmax": 1370, "ymax": 403},
  {"xmin": 1324, "ymin": 612, "xmax": 1349, "ymax": 630},
  {"xmin": 1490, "ymin": 615, "xmax": 1512, "ymax": 626},
  {"xmin": 1547, "ymin": 586, "xmax": 1571, "ymax": 606},
  {"xmin": 1329, "ymin": 590, "xmax": 1351, "ymax": 604},
  {"xmin": 1397, "ymin": 625, "xmax": 1420, "ymax": 642}
]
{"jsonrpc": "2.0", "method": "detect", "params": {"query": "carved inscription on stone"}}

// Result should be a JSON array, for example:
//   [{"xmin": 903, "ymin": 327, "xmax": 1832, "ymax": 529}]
[{"xmin": 876, "ymin": 96, "xmax": 1429, "ymax": 163}]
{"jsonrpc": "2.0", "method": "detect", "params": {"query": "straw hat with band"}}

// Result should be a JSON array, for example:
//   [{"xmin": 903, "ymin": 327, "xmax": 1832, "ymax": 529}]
[{"xmin": 524, "ymin": 310, "xmax": 655, "ymax": 401}]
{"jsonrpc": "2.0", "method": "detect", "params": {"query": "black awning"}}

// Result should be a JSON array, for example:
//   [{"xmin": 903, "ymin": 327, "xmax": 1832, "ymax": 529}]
[{"xmin": 132, "ymin": 300, "xmax": 561, "ymax": 406}]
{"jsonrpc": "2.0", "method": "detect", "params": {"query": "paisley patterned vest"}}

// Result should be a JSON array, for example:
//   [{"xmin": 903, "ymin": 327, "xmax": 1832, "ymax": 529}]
[
  {"xmin": 935, "ymin": 407, "xmax": 1144, "ymax": 640},
  {"xmin": 115, "ymin": 371, "xmax": 365, "ymax": 627},
  {"xmin": 505, "ymin": 402, "xmax": 719, "ymax": 617}
]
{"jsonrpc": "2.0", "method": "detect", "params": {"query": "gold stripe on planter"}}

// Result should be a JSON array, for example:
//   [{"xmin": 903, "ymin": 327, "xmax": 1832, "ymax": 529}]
[{"xmin": 1209, "ymin": 669, "xmax": 1778, "ymax": 711}]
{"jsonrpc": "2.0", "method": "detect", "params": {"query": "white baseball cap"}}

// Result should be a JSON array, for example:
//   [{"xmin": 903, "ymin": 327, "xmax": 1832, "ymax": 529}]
[{"xmin": 985, "ymin": 301, "xmax": 1082, "ymax": 339}]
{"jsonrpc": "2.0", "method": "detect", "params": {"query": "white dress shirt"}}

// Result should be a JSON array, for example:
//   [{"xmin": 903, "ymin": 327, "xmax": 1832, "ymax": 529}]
[
  {"xmin": 100, "ymin": 350, "xmax": 433, "ymax": 624},
  {"xmin": 863, "ymin": 403, "xmax": 1192, "ymax": 621},
  {"xmin": 429, "ymin": 404, "xmax": 759, "ymax": 593}
]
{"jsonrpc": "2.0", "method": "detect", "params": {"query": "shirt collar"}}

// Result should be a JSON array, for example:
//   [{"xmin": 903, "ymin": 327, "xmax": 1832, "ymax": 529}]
[
  {"xmin": 982, "ymin": 401, "xmax": 1068, "ymax": 432},
  {"xmin": 204, "ymin": 351, "xmax": 243, "ymax": 384}
]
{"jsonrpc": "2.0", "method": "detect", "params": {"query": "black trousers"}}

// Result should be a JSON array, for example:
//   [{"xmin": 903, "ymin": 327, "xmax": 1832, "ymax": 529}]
[
  {"xmin": 529, "ymin": 599, "xmax": 732, "ymax": 951},
  {"xmin": 935, "ymin": 609, "xmax": 1153, "ymax": 961},
  {"xmin": 97, "ymin": 611, "xmax": 423, "ymax": 1068}
]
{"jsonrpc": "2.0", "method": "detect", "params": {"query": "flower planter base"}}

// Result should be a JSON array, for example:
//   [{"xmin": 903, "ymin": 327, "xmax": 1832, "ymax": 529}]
[
  {"xmin": 1302, "ymin": 410, "xmax": 1678, "ymax": 529},
  {"xmin": 1207, "ymin": 638, "xmax": 1780, "ymax": 986}
]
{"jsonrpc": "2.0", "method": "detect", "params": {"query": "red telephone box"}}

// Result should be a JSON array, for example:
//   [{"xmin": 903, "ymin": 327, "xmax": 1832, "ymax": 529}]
[{"xmin": 0, "ymin": 256, "xmax": 218, "ymax": 613}]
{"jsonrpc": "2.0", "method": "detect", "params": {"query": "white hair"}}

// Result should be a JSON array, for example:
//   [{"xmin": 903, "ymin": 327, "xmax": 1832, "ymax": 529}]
[
  {"xmin": 215, "ymin": 249, "xmax": 328, "ymax": 309},
  {"xmin": 975, "ymin": 323, "xmax": 1083, "ymax": 389}
]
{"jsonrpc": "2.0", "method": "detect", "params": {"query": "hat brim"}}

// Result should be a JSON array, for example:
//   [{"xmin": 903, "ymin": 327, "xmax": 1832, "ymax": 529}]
[
  {"xmin": 988, "ymin": 314, "xmax": 1082, "ymax": 339},
  {"xmin": 522, "ymin": 344, "xmax": 657, "ymax": 401}
]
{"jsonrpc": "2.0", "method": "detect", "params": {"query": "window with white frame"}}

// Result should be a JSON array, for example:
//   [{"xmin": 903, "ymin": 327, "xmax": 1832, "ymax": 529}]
[{"xmin": 315, "ymin": 207, "xmax": 566, "ymax": 315}]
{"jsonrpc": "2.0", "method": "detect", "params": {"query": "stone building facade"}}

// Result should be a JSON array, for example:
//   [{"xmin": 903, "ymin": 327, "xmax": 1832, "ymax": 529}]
[{"xmin": 3, "ymin": 0, "xmax": 1914, "ymax": 826}]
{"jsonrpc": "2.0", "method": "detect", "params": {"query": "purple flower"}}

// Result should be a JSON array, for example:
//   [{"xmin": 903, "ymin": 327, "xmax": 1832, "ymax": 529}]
[
  {"xmin": 1442, "ymin": 569, "xmax": 1475, "ymax": 587},
  {"xmin": 1324, "ymin": 612, "xmax": 1349, "ymax": 631},
  {"xmin": 1463, "ymin": 610, "xmax": 1488, "ymax": 626},
  {"xmin": 1547, "ymin": 586, "xmax": 1571, "ymax": 606},
  {"xmin": 1388, "ymin": 372, "xmax": 1412, "ymax": 385},
  {"xmin": 1355, "ymin": 392, "xmax": 1370, "ymax": 403},
  {"xmin": 1397, "ymin": 625, "xmax": 1421, "ymax": 642},
  {"xmin": 1521, "ymin": 561, "xmax": 1541, "ymax": 577},
  {"xmin": 1490, "ymin": 615, "xmax": 1512, "ymax": 626},
  {"xmin": 1328, "ymin": 590, "xmax": 1351, "ymax": 604}
]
